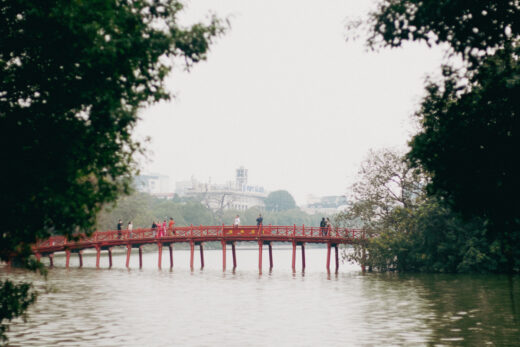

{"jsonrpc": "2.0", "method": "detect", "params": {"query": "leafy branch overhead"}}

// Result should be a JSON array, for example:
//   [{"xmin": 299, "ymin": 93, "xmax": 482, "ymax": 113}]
[{"xmin": 0, "ymin": 0, "xmax": 227, "ymax": 261}]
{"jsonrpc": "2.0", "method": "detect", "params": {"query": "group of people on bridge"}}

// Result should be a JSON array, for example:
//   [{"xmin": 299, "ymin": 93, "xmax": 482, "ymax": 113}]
[
  {"xmin": 114, "ymin": 214, "xmax": 334, "ymax": 237},
  {"xmin": 320, "ymin": 217, "xmax": 333, "ymax": 236}
]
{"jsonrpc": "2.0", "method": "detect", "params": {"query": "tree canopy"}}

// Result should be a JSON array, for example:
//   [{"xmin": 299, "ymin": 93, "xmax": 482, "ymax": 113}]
[
  {"xmin": 361, "ymin": 0, "xmax": 520, "ymax": 271},
  {"xmin": 338, "ymin": 149, "xmax": 493, "ymax": 273},
  {"xmin": 0, "ymin": 0, "xmax": 225, "ymax": 341},
  {"xmin": 0, "ymin": 0, "xmax": 225, "ymax": 261},
  {"xmin": 264, "ymin": 190, "xmax": 297, "ymax": 212}
]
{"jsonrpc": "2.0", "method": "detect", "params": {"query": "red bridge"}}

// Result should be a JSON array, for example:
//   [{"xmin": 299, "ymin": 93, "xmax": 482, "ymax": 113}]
[{"xmin": 34, "ymin": 225, "xmax": 365, "ymax": 273}]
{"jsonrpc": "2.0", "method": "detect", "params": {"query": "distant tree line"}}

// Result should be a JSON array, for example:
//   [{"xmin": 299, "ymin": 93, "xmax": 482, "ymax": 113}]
[{"xmin": 96, "ymin": 191, "xmax": 322, "ymax": 231}]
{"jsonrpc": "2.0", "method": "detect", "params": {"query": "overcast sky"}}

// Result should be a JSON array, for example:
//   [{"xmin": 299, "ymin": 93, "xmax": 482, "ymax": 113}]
[{"xmin": 135, "ymin": 0, "xmax": 444, "ymax": 205}]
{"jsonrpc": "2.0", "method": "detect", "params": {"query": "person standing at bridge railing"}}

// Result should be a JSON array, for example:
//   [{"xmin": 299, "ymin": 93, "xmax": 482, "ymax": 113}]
[
  {"xmin": 117, "ymin": 219, "xmax": 122, "ymax": 239},
  {"xmin": 234, "ymin": 215, "xmax": 240, "ymax": 228},
  {"xmin": 168, "ymin": 217, "xmax": 175, "ymax": 236},
  {"xmin": 128, "ymin": 221, "xmax": 133, "ymax": 239},
  {"xmin": 152, "ymin": 221, "xmax": 157, "ymax": 237},
  {"xmin": 320, "ymin": 217, "xmax": 327, "ymax": 236},
  {"xmin": 256, "ymin": 214, "xmax": 263, "ymax": 226},
  {"xmin": 326, "ymin": 218, "xmax": 332, "ymax": 236}
]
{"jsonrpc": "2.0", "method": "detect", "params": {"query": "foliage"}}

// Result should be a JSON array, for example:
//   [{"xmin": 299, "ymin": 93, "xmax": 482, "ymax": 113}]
[
  {"xmin": 408, "ymin": 50, "xmax": 520, "ymax": 270},
  {"xmin": 338, "ymin": 149, "xmax": 498, "ymax": 273},
  {"xmin": 0, "ymin": 0, "xmax": 224, "ymax": 341},
  {"xmin": 355, "ymin": 1, "xmax": 520, "ymax": 272},
  {"xmin": 0, "ymin": 280, "xmax": 36, "ymax": 343},
  {"xmin": 363, "ymin": 0, "xmax": 520, "ymax": 68},
  {"xmin": 264, "ymin": 190, "xmax": 297, "ymax": 212}
]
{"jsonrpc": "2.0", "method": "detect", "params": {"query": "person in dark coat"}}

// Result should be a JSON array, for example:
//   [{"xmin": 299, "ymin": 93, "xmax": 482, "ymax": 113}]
[
  {"xmin": 320, "ymin": 217, "xmax": 327, "ymax": 236},
  {"xmin": 117, "ymin": 219, "xmax": 123, "ymax": 239},
  {"xmin": 256, "ymin": 214, "xmax": 263, "ymax": 226}
]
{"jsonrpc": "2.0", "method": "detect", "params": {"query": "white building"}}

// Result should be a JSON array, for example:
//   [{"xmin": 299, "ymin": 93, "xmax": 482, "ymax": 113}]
[
  {"xmin": 134, "ymin": 174, "xmax": 171, "ymax": 195},
  {"xmin": 176, "ymin": 167, "xmax": 267, "ymax": 211}
]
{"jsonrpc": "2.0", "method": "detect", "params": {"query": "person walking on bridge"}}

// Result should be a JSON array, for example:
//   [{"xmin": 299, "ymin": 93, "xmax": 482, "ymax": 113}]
[
  {"xmin": 128, "ymin": 221, "xmax": 133, "ymax": 239},
  {"xmin": 234, "ymin": 215, "xmax": 240, "ymax": 228}
]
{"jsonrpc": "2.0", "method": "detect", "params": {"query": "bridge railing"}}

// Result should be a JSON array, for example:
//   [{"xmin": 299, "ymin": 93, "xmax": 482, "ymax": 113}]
[{"xmin": 34, "ymin": 225, "xmax": 365, "ymax": 250}]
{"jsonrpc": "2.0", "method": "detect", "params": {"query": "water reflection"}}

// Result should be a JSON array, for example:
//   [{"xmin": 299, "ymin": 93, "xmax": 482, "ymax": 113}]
[{"xmin": 1, "ymin": 249, "xmax": 519, "ymax": 346}]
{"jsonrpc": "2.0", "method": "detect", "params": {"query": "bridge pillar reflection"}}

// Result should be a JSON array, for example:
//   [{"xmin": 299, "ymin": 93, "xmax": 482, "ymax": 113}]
[
  {"xmin": 221, "ymin": 240, "xmax": 226, "ymax": 271},
  {"xmin": 334, "ymin": 244, "xmax": 339, "ymax": 273},
  {"xmin": 200, "ymin": 243, "xmax": 204, "ymax": 269},
  {"xmin": 78, "ymin": 251, "xmax": 83, "ymax": 268},
  {"xmin": 258, "ymin": 240, "xmax": 263, "ymax": 273},
  {"xmin": 65, "ymin": 249, "xmax": 70, "ymax": 269},
  {"xmin": 139, "ymin": 246, "xmax": 143, "ymax": 269},
  {"xmin": 231, "ymin": 242, "xmax": 237, "ymax": 269},
  {"xmin": 190, "ymin": 241, "xmax": 194, "ymax": 270},
  {"xmin": 169, "ymin": 244, "xmax": 173, "ymax": 269},
  {"xmin": 157, "ymin": 243, "xmax": 163, "ymax": 269},
  {"xmin": 126, "ymin": 244, "xmax": 132, "ymax": 269},
  {"xmin": 301, "ymin": 243, "xmax": 306, "ymax": 271},
  {"xmin": 48, "ymin": 253, "xmax": 54, "ymax": 268},
  {"xmin": 268, "ymin": 242, "xmax": 273, "ymax": 269},
  {"xmin": 292, "ymin": 241, "xmax": 296, "ymax": 272},
  {"xmin": 108, "ymin": 248, "xmax": 113, "ymax": 268},
  {"xmin": 95, "ymin": 246, "xmax": 100, "ymax": 269},
  {"xmin": 326, "ymin": 242, "xmax": 331, "ymax": 273}
]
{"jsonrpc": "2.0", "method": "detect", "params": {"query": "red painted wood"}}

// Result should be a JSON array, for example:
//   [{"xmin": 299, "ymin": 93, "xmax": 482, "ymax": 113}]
[{"xmin": 32, "ymin": 225, "xmax": 366, "ymax": 271}]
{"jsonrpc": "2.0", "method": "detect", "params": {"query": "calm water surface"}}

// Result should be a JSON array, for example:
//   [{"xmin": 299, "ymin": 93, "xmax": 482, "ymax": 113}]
[{"xmin": 2, "ymin": 247, "xmax": 519, "ymax": 346}]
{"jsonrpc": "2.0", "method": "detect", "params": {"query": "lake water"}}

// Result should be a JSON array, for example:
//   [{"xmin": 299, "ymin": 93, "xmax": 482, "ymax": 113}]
[{"xmin": 2, "ymin": 246, "xmax": 519, "ymax": 346}]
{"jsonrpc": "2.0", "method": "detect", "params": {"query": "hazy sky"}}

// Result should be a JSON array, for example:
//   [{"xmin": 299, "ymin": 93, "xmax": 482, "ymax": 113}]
[{"xmin": 135, "ymin": 0, "xmax": 444, "ymax": 204}]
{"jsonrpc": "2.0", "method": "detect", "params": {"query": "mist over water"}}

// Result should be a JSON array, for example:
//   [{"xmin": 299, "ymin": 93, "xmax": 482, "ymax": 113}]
[{"xmin": 2, "ymin": 248, "xmax": 519, "ymax": 346}]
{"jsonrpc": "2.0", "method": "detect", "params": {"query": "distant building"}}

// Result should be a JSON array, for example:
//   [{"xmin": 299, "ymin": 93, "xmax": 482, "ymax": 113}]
[
  {"xmin": 134, "ymin": 174, "xmax": 171, "ymax": 195},
  {"xmin": 176, "ymin": 167, "xmax": 267, "ymax": 211}
]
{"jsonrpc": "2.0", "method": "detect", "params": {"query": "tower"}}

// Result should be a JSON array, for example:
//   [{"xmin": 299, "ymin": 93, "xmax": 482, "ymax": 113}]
[{"xmin": 236, "ymin": 166, "xmax": 248, "ymax": 191}]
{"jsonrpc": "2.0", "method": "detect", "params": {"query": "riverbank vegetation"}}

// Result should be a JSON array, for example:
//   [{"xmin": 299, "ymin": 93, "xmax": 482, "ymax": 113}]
[
  {"xmin": 343, "ymin": 0, "xmax": 519, "ymax": 273},
  {"xmin": 337, "ymin": 149, "xmax": 499, "ymax": 273}
]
